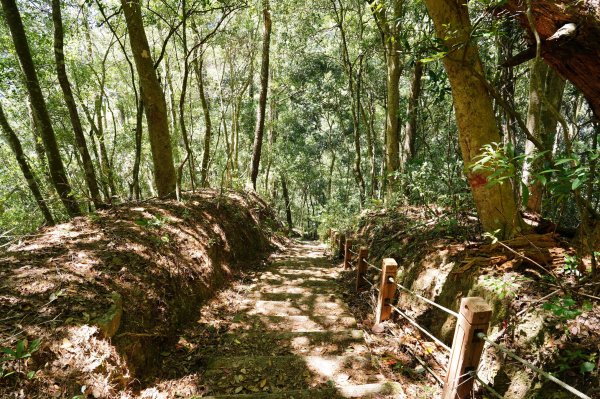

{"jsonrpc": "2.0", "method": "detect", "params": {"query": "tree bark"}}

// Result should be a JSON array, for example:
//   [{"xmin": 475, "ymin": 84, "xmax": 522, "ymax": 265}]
[
  {"xmin": 403, "ymin": 60, "xmax": 423, "ymax": 164},
  {"xmin": 0, "ymin": 103, "xmax": 54, "ymax": 225},
  {"xmin": 522, "ymin": 59, "xmax": 565, "ymax": 214},
  {"xmin": 424, "ymin": 0, "xmax": 524, "ymax": 238},
  {"xmin": 504, "ymin": 0, "xmax": 600, "ymax": 119},
  {"xmin": 1, "ymin": 0, "xmax": 80, "ymax": 217},
  {"xmin": 249, "ymin": 0, "xmax": 272, "ymax": 190},
  {"xmin": 52, "ymin": 0, "xmax": 104, "ymax": 209},
  {"xmin": 368, "ymin": 0, "xmax": 404, "ymax": 195},
  {"xmin": 196, "ymin": 55, "xmax": 212, "ymax": 188},
  {"xmin": 281, "ymin": 174, "xmax": 293, "ymax": 230},
  {"xmin": 122, "ymin": 0, "xmax": 176, "ymax": 198}
]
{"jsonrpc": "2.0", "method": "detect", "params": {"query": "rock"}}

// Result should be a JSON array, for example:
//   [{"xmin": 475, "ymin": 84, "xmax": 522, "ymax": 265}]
[{"xmin": 95, "ymin": 292, "xmax": 123, "ymax": 338}]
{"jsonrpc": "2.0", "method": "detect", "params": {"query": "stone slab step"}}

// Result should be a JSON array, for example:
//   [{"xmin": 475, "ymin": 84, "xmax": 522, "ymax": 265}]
[
  {"xmin": 202, "ymin": 329, "xmax": 367, "ymax": 357},
  {"xmin": 238, "ymin": 299, "xmax": 353, "ymax": 317},
  {"xmin": 231, "ymin": 314, "xmax": 358, "ymax": 332},
  {"xmin": 203, "ymin": 354, "xmax": 386, "ymax": 388},
  {"xmin": 199, "ymin": 382, "xmax": 403, "ymax": 398}
]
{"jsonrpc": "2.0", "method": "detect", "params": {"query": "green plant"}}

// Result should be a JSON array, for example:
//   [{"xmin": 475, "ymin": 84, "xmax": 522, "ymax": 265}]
[
  {"xmin": 542, "ymin": 296, "xmax": 592, "ymax": 323},
  {"xmin": 135, "ymin": 214, "xmax": 168, "ymax": 228},
  {"xmin": 1, "ymin": 338, "xmax": 41, "ymax": 379},
  {"xmin": 481, "ymin": 274, "xmax": 525, "ymax": 299},
  {"xmin": 555, "ymin": 349, "xmax": 597, "ymax": 375},
  {"xmin": 563, "ymin": 254, "xmax": 580, "ymax": 275}
]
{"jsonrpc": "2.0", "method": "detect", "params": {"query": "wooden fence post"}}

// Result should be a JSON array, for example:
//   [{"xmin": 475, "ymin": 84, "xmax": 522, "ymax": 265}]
[
  {"xmin": 343, "ymin": 239, "xmax": 354, "ymax": 268},
  {"xmin": 375, "ymin": 258, "xmax": 398, "ymax": 324},
  {"xmin": 356, "ymin": 247, "xmax": 368, "ymax": 291},
  {"xmin": 338, "ymin": 233, "xmax": 346, "ymax": 259},
  {"xmin": 442, "ymin": 297, "xmax": 492, "ymax": 399}
]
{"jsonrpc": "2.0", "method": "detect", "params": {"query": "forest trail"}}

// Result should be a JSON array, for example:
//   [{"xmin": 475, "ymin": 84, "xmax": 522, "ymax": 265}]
[{"xmin": 198, "ymin": 241, "xmax": 403, "ymax": 398}]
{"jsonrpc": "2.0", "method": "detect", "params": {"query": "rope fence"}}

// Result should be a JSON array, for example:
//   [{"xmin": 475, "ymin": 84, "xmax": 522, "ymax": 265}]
[{"xmin": 327, "ymin": 229, "xmax": 591, "ymax": 399}]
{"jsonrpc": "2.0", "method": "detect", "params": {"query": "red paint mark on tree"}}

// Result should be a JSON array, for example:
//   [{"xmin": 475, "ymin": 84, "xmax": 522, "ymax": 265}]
[{"xmin": 469, "ymin": 174, "xmax": 488, "ymax": 189}]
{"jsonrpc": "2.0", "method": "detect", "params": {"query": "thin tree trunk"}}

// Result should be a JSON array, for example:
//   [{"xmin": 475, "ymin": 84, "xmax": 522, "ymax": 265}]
[
  {"xmin": 1, "ymin": 0, "xmax": 80, "ymax": 217},
  {"xmin": 523, "ymin": 59, "xmax": 565, "ymax": 213},
  {"xmin": 122, "ymin": 0, "xmax": 176, "ymax": 198},
  {"xmin": 281, "ymin": 174, "xmax": 293, "ymax": 230},
  {"xmin": 0, "ymin": 103, "xmax": 54, "ymax": 225},
  {"xmin": 249, "ymin": 0, "xmax": 272, "ymax": 190},
  {"xmin": 403, "ymin": 60, "xmax": 423, "ymax": 164},
  {"xmin": 52, "ymin": 0, "xmax": 104, "ymax": 209},
  {"xmin": 196, "ymin": 54, "xmax": 212, "ymax": 188},
  {"xmin": 52, "ymin": 0, "xmax": 105, "ymax": 209},
  {"xmin": 132, "ymin": 96, "xmax": 144, "ymax": 200}
]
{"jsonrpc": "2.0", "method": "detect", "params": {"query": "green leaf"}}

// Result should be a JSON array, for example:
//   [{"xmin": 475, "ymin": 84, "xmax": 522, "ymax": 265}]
[
  {"xmin": 571, "ymin": 178, "xmax": 583, "ymax": 190},
  {"xmin": 580, "ymin": 361, "xmax": 595, "ymax": 374}
]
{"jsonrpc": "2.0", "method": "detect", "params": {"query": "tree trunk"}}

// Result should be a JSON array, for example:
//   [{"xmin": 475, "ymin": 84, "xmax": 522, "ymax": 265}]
[
  {"xmin": 249, "ymin": 0, "xmax": 272, "ymax": 190},
  {"xmin": 1, "ymin": 0, "xmax": 80, "ymax": 217},
  {"xmin": 504, "ymin": 0, "xmax": 600, "ymax": 119},
  {"xmin": 403, "ymin": 60, "xmax": 423, "ymax": 164},
  {"xmin": 122, "ymin": 0, "xmax": 176, "ymax": 198},
  {"xmin": 369, "ymin": 0, "xmax": 403, "ymax": 195},
  {"xmin": 0, "ymin": 103, "xmax": 54, "ymax": 225},
  {"xmin": 131, "ymin": 96, "xmax": 144, "ymax": 200},
  {"xmin": 281, "ymin": 174, "xmax": 293, "ymax": 230},
  {"xmin": 196, "ymin": 55, "xmax": 212, "ymax": 188},
  {"xmin": 424, "ymin": 0, "xmax": 524, "ymax": 238},
  {"xmin": 52, "ymin": 0, "xmax": 104, "ymax": 209},
  {"xmin": 522, "ymin": 59, "xmax": 565, "ymax": 214}
]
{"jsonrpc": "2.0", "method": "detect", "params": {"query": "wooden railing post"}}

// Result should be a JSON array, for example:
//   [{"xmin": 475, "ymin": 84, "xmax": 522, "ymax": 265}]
[
  {"xmin": 343, "ymin": 239, "xmax": 353, "ymax": 268},
  {"xmin": 356, "ymin": 247, "xmax": 368, "ymax": 291},
  {"xmin": 338, "ymin": 233, "xmax": 346, "ymax": 259},
  {"xmin": 375, "ymin": 258, "xmax": 398, "ymax": 324},
  {"xmin": 442, "ymin": 297, "xmax": 492, "ymax": 399}
]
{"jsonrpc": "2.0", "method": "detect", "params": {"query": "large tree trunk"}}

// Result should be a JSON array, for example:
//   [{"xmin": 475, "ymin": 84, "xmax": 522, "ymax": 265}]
[
  {"xmin": 122, "ymin": 0, "xmax": 176, "ymax": 198},
  {"xmin": 0, "ymin": 103, "xmax": 54, "ymax": 225},
  {"xmin": 52, "ymin": 0, "xmax": 104, "ymax": 210},
  {"xmin": 402, "ymin": 60, "xmax": 423, "ymax": 164},
  {"xmin": 249, "ymin": 0, "xmax": 272, "ymax": 190},
  {"xmin": 424, "ymin": 0, "xmax": 524, "ymax": 238},
  {"xmin": 1, "ymin": 0, "xmax": 80, "ymax": 217},
  {"xmin": 504, "ymin": 0, "xmax": 600, "ymax": 119}
]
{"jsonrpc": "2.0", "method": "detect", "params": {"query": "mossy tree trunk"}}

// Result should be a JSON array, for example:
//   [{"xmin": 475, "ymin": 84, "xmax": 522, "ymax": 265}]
[
  {"xmin": 249, "ymin": 0, "xmax": 272, "ymax": 190},
  {"xmin": 122, "ymin": 0, "xmax": 176, "ymax": 198},
  {"xmin": 51, "ymin": 0, "xmax": 104, "ymax": 210},
  {"xmin": 424, "ymin": 0, "xmax": 524, "ymax": 238},
  {"xmin": 1, "ymin": 0, "xmax": 80, "ymax": 217}
]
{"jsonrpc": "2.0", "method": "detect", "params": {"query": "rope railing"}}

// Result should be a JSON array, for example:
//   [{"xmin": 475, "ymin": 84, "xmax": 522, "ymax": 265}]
[
  {"xmin": 387, "ymin": 277, "xmax": 459, "ymax": 318},
  {"xmin": 390, "ymin": 305, "xmax": 451, "ymax": 352},
  {"xmin": 363, "ymin": 258, "xmax": 381, "ymax": 272},
  {"xmin": 477, "ymin": 333, "xmax": 592, "ymax": 399},
  {"xmin": 326, "ymin": 230, "xmax": 591, "ymax": 399},
  {"xmin": 472, "ymin": 372, "xmax": 504, "ymax": 399}
]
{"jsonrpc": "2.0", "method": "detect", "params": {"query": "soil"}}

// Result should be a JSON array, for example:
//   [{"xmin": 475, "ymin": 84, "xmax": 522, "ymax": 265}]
[{"xmin": 0, "ymin": 190, "xmax": 281, "ymax": 398}]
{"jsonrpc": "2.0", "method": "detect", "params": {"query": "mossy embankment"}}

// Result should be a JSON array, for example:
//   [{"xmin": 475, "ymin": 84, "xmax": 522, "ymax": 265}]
[
  {"xmin": 0, "ymin": 190, "xmax": 282, "ymax": 398},
  {"xmin": 335, "ymin": 207, "xmax": 599, "ymax": 398}
]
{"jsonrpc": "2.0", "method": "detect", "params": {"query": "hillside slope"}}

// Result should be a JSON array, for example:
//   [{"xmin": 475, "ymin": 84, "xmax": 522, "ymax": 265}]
[{"xmin": 0, "ymin": 190, "xmax": 281, "ymax": 398}]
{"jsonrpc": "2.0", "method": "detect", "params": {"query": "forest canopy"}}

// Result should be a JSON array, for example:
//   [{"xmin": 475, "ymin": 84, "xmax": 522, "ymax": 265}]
[{"xmin": 0, "ymin": 0, "xmax": 598, "ymax": 254}]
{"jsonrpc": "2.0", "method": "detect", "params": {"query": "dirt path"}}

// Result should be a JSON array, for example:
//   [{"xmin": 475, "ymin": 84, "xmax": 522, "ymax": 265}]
[{"xmin": 180, "ymin": 240, "xmax": 404, "ymax": 398}]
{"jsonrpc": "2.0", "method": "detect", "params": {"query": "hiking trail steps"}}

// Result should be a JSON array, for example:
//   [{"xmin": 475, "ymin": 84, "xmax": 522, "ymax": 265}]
[{"xmin": 199, "ymin": 241, "xmax": 404, "ymax": 398}]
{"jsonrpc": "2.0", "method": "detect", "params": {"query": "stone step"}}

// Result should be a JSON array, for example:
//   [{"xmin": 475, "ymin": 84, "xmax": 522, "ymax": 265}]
[
  {"xmin": 238, "ymin": 299, "xmax": 353, "ymax": 318},
  {"xmin": 199, "ymin": 381, "xmax": 403, "ymax": 398},
  {"xmin": 201, "ymin": 355, "xmax": 388, "ymax": 396},
  {"xmin": 202, "ymin": 329, "xmax": 367, "ymax": 357},
  {"xmin": 231, "ymin": 314, "xmax": 358, "ymax": 332}
]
